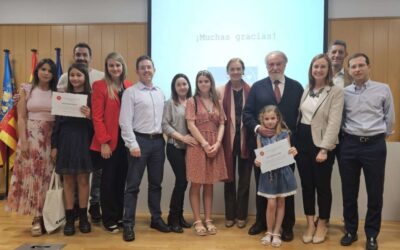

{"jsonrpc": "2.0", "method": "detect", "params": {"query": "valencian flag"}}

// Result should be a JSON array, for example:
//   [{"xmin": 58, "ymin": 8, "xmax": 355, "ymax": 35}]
[
  {"xmin": 0, "ymin": 50, "xmax": 18, "ymax": 169},
  {"xmin": 29, "ymin": 49, "xmax": 38, "ymax": 82},
  {"xmin": 55, "ymin": 48, "xmax": 63, "ymax": 80}
]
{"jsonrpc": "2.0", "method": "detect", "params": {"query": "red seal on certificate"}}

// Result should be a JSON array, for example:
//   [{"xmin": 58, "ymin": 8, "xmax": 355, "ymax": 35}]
[
  {"xmin": 260, "ymin": 151, "xmax": 264, "ymax": 156},
  {"xmin": 56, "ymin": 95, "xmax": 61, "ymax": 100}
]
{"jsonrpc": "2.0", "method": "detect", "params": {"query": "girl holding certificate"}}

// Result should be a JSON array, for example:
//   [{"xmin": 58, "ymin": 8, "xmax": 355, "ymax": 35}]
[
  {"xmin": 254, "ymin": 105, "xmax": 297, "ymax": 247},
  {"xmin": 51, "ymin": 63, "xmax": 93, "ymax": 236},
  {"xmin": 6, "ymin": 58, "xmax": 58, "ymax": 236}
]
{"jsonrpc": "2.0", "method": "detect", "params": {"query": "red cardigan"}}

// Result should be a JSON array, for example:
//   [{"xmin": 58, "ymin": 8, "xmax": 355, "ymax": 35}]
[{"xmin": 90, "ymin": 79, "xmax": 132, "ymax": 152}]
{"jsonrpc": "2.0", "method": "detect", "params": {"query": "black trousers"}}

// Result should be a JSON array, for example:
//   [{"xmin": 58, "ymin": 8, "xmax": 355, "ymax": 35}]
[
  {"xmin": 296, "ymin": 124, "xmax": 335, "ymax": 219},
  {"xmin": 253, "ymin": 160, "xmax": 296, "ymax": 231},
  {"xmin": 224, "ymin": 144, "xmax": 252, "ymax": 221},
  {"xmin": 94, "ymin": 137, "xmax": 128, "ymax": 228},
  {"xmin": 339, "ymin": 133, "xmax": 386, "ymax": 239},
  {"xmin": 166, "ymin": 143, "xmax": 188, "ymax": 222}
]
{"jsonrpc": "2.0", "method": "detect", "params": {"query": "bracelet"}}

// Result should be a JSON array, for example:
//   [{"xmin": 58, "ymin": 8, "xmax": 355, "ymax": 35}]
[{"xmin": 201, "ymin": 142, "xmax": 209, "ymax": 148}]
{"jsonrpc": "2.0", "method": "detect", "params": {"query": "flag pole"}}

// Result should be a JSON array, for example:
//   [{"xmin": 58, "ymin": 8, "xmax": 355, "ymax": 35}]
[{"xmin": 4, "ymin": 146, "xmax": 9, "ymax": 198}]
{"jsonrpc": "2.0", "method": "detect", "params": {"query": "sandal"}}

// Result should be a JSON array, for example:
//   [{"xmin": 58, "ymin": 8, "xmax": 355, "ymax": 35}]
[
  {"xmin": 271, "ymin": 234, "xmax": 282, "ymax": 247},
  {"xmin": 193, "ymin": 220, "xmax": 207, "ymax": 236},
  {"xmin": 205, "ymin": 220, "xmax": 217, "ymax": 235},
  {"xmin": 261, "ymin": 232, "xmax": 272, "ymax": 245}
]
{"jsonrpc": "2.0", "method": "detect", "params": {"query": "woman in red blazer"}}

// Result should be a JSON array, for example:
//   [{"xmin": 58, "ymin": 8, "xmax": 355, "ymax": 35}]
[{"xmin": 91, "ymin": 52, "xmax": 132, "ymax": 233}]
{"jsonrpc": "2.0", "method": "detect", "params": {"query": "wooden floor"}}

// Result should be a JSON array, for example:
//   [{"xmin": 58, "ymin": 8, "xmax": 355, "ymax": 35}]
[{"xmin": 1, "ymin": 201, "xmax": 399, "ymax": 250}]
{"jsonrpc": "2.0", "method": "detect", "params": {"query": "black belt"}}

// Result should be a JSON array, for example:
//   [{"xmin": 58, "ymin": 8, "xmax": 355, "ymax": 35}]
[
  {"xmin": 134, "ymin": 131, "xmax": 163, "ymax": 139},
  {"xmin": 343, "ymin": 132, "xmax": 385, "ymax": 143}
]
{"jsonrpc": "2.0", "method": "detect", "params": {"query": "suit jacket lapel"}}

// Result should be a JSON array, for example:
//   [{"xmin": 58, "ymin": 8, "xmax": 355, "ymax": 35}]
[{"xmin": 312, "ymin": 85, "xmax": 331, "ymax": 118}]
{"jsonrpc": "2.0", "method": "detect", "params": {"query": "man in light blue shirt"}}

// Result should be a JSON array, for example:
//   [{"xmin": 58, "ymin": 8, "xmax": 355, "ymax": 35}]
[
  {"xmin": 339, "ymin": 53, "xmax": 395, "ymax": 250},
  {"xmin": 119, "ymin": 55, "xmax": 169, "ymax": 241}
]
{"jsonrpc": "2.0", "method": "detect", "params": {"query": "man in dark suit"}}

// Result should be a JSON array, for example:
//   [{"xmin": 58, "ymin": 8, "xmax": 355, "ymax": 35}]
[{"xmin": 242, "ymin": 51, "xmax": 303, "ymax": 241}]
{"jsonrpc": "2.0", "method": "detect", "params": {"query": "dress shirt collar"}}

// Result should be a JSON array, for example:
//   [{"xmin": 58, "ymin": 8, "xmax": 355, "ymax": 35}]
[
  {"xmin": 352, "ymin": 79, "xmax": 370, "ymax": 92},
  {"xmin": 137, "ymin": 81, "xmax": 157, "ymax": 90}
]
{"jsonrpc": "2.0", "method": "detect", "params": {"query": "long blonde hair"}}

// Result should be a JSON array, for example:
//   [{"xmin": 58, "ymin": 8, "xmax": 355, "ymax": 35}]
[{"xmin": 104, "ymin": 52, "xmax": 127, "ymax": 99}]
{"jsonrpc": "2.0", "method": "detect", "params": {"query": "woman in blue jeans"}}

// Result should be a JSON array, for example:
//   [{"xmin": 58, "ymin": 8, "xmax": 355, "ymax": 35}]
[{"xmin": 162, "ymin": 73, "xmax": 197, "ymax": 232}]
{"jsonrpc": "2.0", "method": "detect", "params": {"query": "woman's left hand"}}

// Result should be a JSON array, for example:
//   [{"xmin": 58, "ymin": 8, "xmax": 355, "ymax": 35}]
[
  {"xmin": 316, "ymin": 149, "xmax": 328, "ymax": 163},
  {"xmin": 80, "ymin": 105, "xmax": 91, "ymax": 118},
  {"xmin": 207, "ymin": 141, "xmax": 221, "ymax": 158}
]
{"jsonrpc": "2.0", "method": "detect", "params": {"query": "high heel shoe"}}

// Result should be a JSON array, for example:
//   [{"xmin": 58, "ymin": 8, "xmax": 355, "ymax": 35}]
[
  {"xmin": 302, "ymin": 226, "xmax": 315, "ymax": 243},
  {"xmin": 312, "ymin": 226, "xmax": 328, "ymax": 244},
  {"xmin": 31, "ymin": 217, "xmax": 43, "ymax": 237}
]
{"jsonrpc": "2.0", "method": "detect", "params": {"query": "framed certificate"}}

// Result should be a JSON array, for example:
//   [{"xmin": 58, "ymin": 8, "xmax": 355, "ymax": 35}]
[
  {"xmin": 51, "ymin": 92, "xmax": 88, "ymax": 118},
  {"xmin": 254, "ymin": 138, "xmax": 295, "ymax": 173}
]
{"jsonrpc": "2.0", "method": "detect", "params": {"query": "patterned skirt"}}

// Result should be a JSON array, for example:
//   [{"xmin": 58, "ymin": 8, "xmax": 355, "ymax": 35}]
[{"xmin": 5, "ymin": 119, "xmax": 54, "ymax": 217}]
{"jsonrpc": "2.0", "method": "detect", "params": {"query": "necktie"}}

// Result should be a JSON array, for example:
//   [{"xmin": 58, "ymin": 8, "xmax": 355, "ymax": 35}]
[{"xmin": 273, "ymin": 80, "xmax": 281, "ymax": 103}]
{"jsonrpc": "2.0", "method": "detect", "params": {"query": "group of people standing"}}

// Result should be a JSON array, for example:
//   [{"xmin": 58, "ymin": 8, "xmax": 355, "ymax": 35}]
[{"xmin": 4, "ymin": 40, "xmax": 394, "ymax": 250}]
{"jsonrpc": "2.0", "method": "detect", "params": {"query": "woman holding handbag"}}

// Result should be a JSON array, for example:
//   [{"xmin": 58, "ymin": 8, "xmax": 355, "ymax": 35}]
[{"xmin": 6, "ymin": 58, "xmax": 58, "ymax": 236}]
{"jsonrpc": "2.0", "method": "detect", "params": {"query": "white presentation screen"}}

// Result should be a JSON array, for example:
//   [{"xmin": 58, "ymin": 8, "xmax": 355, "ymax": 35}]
[{"xmin": 149, "ymin": 0, "xmax": 327, "ymax": 98}]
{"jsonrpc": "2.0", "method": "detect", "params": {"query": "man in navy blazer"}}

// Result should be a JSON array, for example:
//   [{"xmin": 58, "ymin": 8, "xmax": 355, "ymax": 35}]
[{"xmin": 242, "ymin": 51, "xmax": 303, "ymax": 241}]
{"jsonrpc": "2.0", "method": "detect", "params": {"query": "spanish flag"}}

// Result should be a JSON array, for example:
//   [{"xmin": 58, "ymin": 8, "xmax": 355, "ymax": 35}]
[{"xmin": 28, "ymin": 49, "xmax": 38, "ymax": 83}]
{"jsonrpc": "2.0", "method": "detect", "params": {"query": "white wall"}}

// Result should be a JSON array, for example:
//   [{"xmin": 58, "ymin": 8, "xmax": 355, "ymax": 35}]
[{"xmin": 0, "ymin": 0, "xmax": 399, "ymax": 221}]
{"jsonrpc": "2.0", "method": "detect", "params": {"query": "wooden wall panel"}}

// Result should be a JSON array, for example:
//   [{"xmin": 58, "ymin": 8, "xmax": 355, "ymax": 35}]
[
  {"xmin": 13, "ymin": 26, "xmax": 26, "ymax": 84},
  {"xmin": 358, "ymin": 20, "xmax": 374, "ymax": 58},
  {"xmin": 101, "ymin": 24, "xmax": 115, "ymax": 67},
  {"xmin": 25, "ymin": 26, "xmax": 38, "ymax": 80},
  {"xmin": 88, "ymin": 25, "xmax": 102, "ymax": 71},
  {"xmin": 372, "ymin": 20, "xmax": 389, "ymax": 83},
  {"xmin": 50, "ymin": 26, "xmax": 64, "ymax": 61},
  {"xmin": 63, "ymin": 25, "xmax": 76, "ymax": 69},
  {"xmin": 127, "ymin": 24, "xmax": 147, "ymax": 82},
  {"xmin": 76, "ymin": 25, "xmax": 89, "ymax": 44},
  {"xmin": 38, "ymin": 26, "xmax": 51, "ymax": 61}
]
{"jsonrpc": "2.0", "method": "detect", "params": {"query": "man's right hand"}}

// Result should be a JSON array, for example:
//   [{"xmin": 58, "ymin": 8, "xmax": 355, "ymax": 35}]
[
  {"xmin": 257, "ymin": 126, "xmax": 275, "ymax": 137},
  {"xmin": 130, "ymin": 147, "xmax": 141, "ymax": 157}
]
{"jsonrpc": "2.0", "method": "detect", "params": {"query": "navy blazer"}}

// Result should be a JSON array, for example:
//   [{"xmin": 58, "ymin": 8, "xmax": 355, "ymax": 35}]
[{"xmin": 242, "ymin": 76, "xmax": 303, "ymax": 151}]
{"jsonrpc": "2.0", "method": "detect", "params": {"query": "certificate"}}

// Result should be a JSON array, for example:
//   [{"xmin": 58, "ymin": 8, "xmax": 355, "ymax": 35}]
[
  {"xmin": 254, "ymin": 138, "xmax": 295, "ymax": 173},
  {"xmin": 51, "ymin": 92, "xmax": 88, "ymax": 118}
]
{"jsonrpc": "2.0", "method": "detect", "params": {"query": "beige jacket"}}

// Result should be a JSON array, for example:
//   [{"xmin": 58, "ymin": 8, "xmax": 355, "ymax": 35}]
[{"xmin": 299, "ymin": 85, "xmax": 344, "ymax": 150}]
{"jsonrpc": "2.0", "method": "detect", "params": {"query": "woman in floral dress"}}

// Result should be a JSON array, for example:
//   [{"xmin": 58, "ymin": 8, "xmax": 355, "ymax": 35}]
[
  {"xmin": 6, "ymin": 58, "xmax": 58, "ymax": 236},
  {"xmin": 185, "ymin": 70, "xmax": 227, "ymax": 236}
]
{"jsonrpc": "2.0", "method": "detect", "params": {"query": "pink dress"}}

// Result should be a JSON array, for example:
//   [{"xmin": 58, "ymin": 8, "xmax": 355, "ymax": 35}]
[
  {"xmin": 6, "ymin": 84, "xmax": 54, "ymax": 216},
  {"xmin": 185, "ymin": 96, "xmax": 227, "ymax": 184}
]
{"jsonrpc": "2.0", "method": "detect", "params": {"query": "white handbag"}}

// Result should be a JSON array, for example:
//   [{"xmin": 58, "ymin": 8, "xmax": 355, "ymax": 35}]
[{"xmin": 43, "ymin": 169, "xmax": 65, "ymax": 233}]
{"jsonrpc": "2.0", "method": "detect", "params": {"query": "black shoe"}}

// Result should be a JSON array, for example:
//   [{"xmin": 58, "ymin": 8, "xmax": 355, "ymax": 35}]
[
  {"xmin": 88, "ymin": 203, "xmax": 101, "ymax": 223},
  {"xmin": 78, "ymin": 208, "xmax": 91, "ymax": 233},
  {"xmin": 340, "ymin": 233, "xmax": 358, "ymax": 246},
  {"xmin": 168, "ymin": 216, "xmax": 183, "ymax": 233},
  {"xmin": 366, "ymin": 237, "xmax": 378, "ymax": 250},
  {"xmin": 169, "ymin": 224, "xmax": 184, "ymax": 233},
  {"xmin": 248, "ymin": 222, "xmax": 266, "ymax": 235},
  {"xmin": 179, "ymin": 215, "xmax": 191, "ymax": 228},
  {"xmin": 73, "ymin": 203, "xmax": 79, "ymax": 221},
  {"xmin": 104, "ymin": 224, "xmax": 120, "ymax": 234},
  {"xmin": 64, "ymin": 209, "xmax": 75, "ymax": 236},
  {"xmin": 123, "ymin": 226, "xmax": 135, "ymax": 242},
  {"xmin": 150, "ymin": 219, "xmax": 171, "ymax": 233},
  {"xmin": 281, "ymin": 229, "xmax": 294, "ymax": 242}
]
